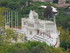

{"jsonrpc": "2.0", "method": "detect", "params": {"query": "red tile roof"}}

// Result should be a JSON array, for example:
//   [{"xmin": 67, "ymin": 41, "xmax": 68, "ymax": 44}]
[
  {"xmin": 55, "ymin": 4, "xmax": 70, "ymax": 7},
  {"xmin": 33, "ymin": 0, "xmax": 52, "ymax": 2},
  {"xmin": 59, "ymin": 0, "xmax": 65, "ymax": 2}
]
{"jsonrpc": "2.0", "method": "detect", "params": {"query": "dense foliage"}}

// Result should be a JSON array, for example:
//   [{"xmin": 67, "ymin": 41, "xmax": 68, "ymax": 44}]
[
  {"xmin": 58, "ymin": 27, "xmax": 70, "ymax": 51},
  {"xmin": 0, "ymin": 40, "xmax": 64, "ymax": 53},
  {"xmin": 0, "ymin": 29, "xmax": 64, "ymax": 53},
  {"xmin": 0, "ymin": 0, "xmax": 69, "ymax": 31}
]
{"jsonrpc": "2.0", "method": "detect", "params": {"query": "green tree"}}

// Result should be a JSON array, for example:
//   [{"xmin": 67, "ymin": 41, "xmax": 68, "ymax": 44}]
[
  {"xmin": 58, "ymin": 27, "xmax": 70, "ymax": 50},
  {"xmin": 44, "ymin": 5, "xmax": 53, "ymax": 20},
  {"xmin": 0, "ymin": 7, "xmax": 9, "ymax": 28},
  {"xmin": 0, "ymin": 1, "xmax": 8, "ymax": 7},
  {"xmin": 7, "ymin": 2, "xmax": 21, "ymax": 10}
]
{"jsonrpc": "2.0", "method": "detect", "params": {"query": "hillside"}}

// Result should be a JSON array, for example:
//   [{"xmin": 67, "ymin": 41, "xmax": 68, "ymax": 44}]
[{"xmin": 0, "ymin": 0, "xmax": 70, "ymax": 53}]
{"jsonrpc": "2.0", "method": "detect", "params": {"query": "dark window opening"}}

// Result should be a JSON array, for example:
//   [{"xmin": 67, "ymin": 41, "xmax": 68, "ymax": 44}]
[
  {"xmin": 30, "ymin": 31, "xmax": 32, "ymax": 35},
  {"xmin": 37, "ymin": 29, "xmax": 39, "ymax": 35},
  {"xmin": 53, "ymin": 0, "xmax": 58, "ymax": 3},
  {"xmin": 24, "ymin": 22, "xmax": 26, "ymax": 25}
]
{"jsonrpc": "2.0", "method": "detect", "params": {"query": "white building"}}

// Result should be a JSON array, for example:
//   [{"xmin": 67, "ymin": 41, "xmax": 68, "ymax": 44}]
[{"xmin": 21, "ymin": 10, "xmax": 60, "ymax": 48}]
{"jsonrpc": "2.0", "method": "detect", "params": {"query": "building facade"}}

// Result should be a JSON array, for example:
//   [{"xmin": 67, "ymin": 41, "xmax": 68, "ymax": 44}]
[
  {"xmin": 33, "ymin": 0, "xmax": 66, "ymax": 4},
  {"xmin": 33, "ymin": 0, "xmax": 53, "ymax": 2},
  {"xmin": 58, "ymin": 0, "xmax": 66, "ymax": 4},
  {"xmin": 22, "ymin": 10, "xmax": 60, "ymax": 48}
]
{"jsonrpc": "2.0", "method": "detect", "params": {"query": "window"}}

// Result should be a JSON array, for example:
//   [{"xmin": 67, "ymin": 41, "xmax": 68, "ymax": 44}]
[
  {"xmin": 39, "ymin": 23, "xmax": 44, "ymax": 29},
  {"xmin": 28, "ymin": 23, "xmax": 34, "ymax": 27},
  {"xmin": 30, "ymin": 31, "xmax": 32, "ymax": 35},
  {"xmin": 37, "ymin": 29, "xmax": 39, "ymax": 34},
  {"xmin": 24, "ymin": 22, "xmax": 26, "ymax": 25},
  {"xmin": 53, "ymin": 0, "xmax": 58, "ymax": 3}
]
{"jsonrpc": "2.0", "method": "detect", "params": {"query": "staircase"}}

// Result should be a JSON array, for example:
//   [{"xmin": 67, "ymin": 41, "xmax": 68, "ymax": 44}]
[
  {"xmin": 30, "ymin": 33, "xmax": 59, "ymax": 47},
  {"xmin": 30, "ymin": 34, "xmax": 52, "ymax": 45}
]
